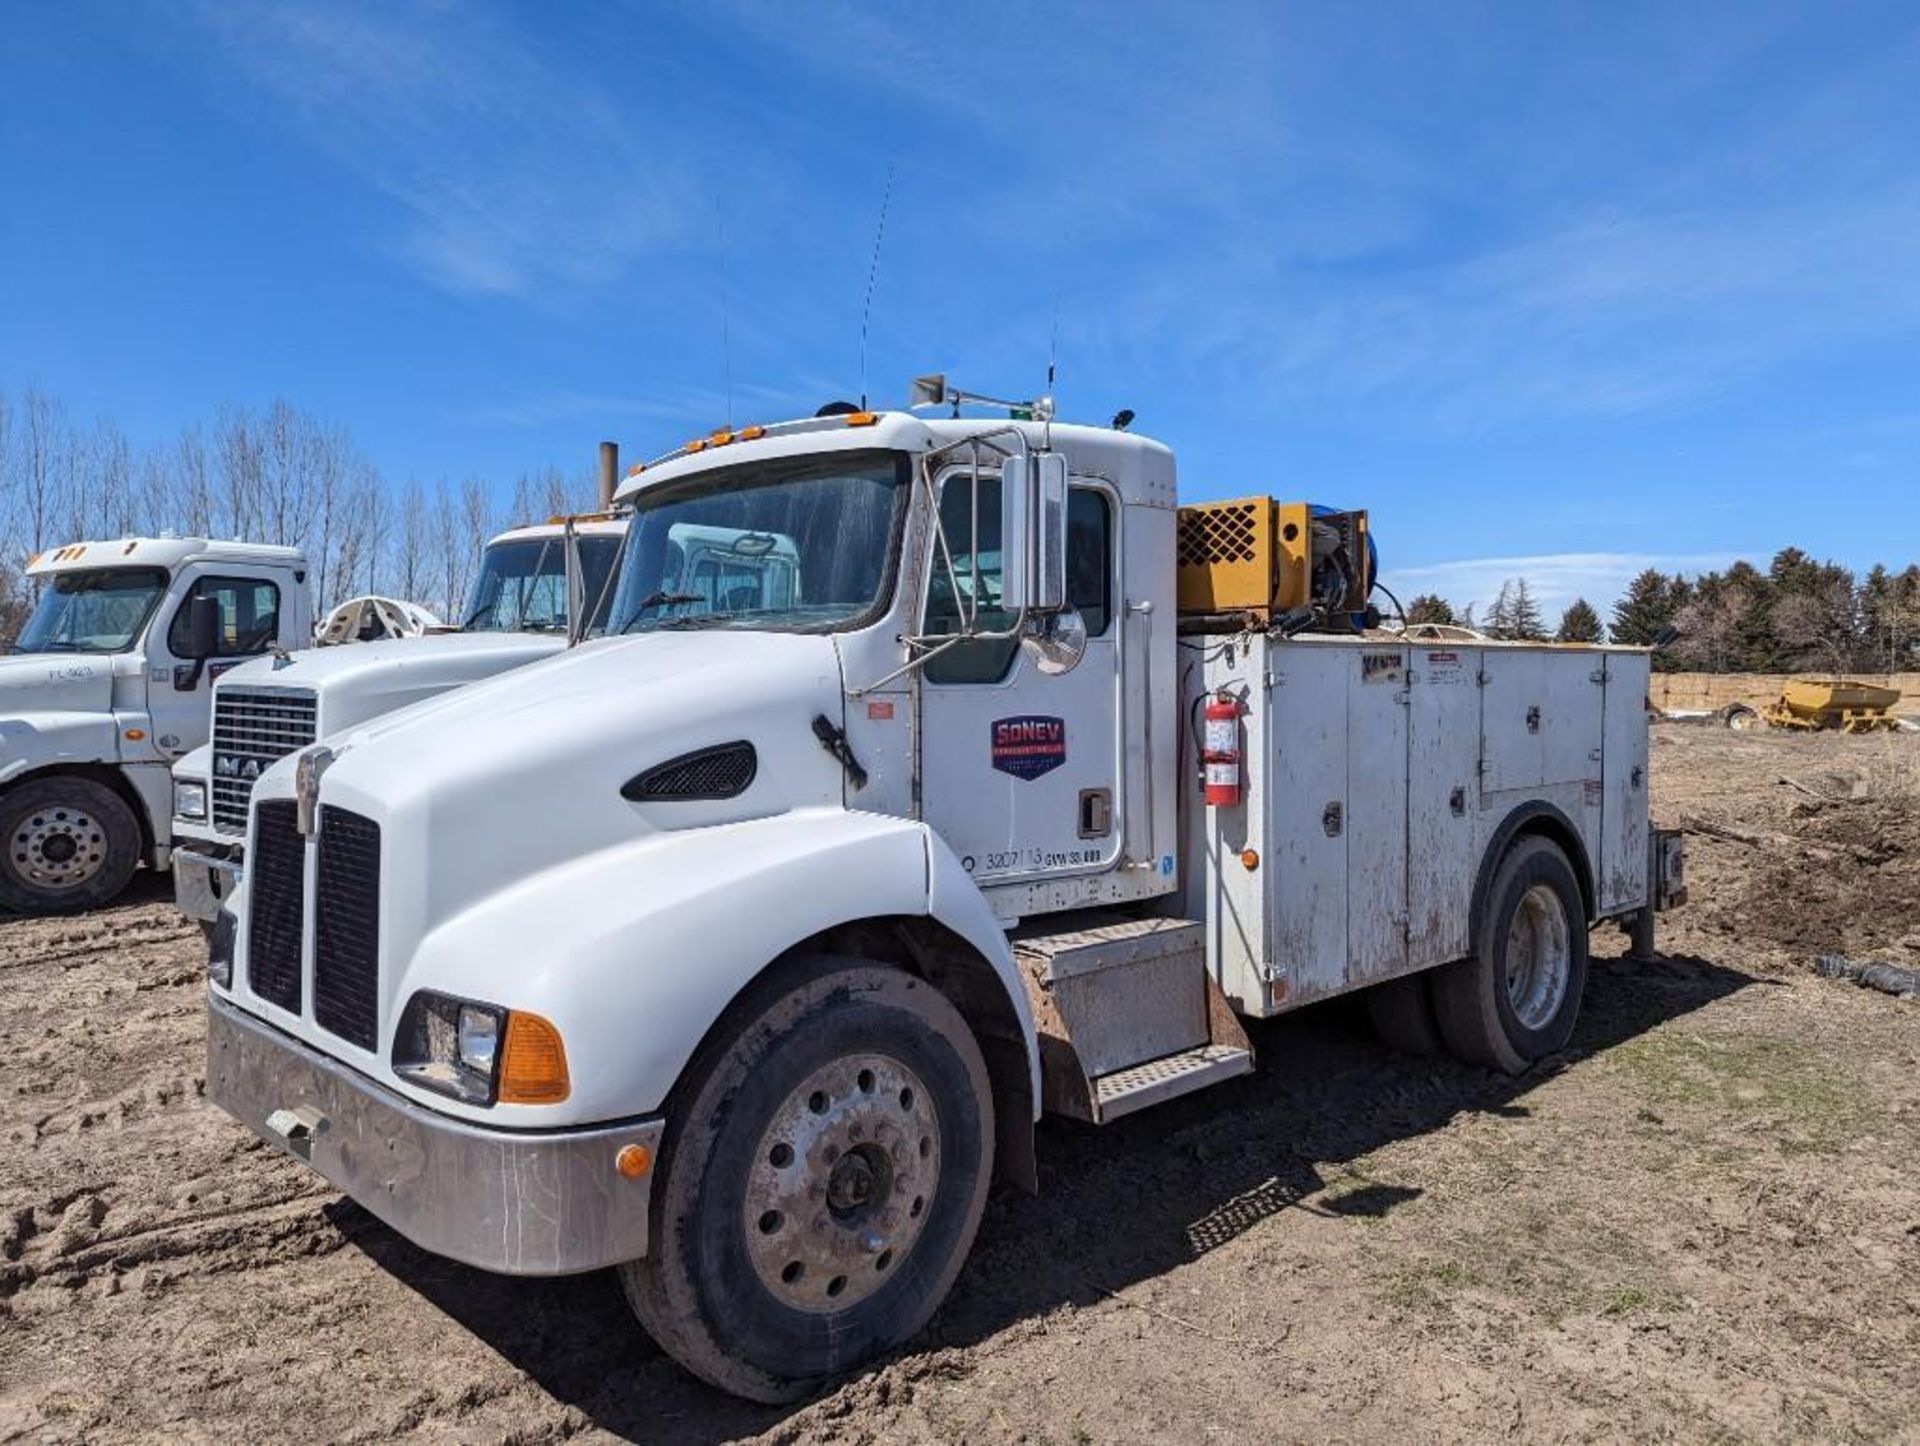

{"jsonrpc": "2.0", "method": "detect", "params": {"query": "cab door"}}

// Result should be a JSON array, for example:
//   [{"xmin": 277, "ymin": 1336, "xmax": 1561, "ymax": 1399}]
[
  {"xmin": 918, "ymin": 473, "xmax": 1121, "ymax": 893},
  {"xmin": 144, "ymin": 569, "xmax": 287, "ymax": 759}
]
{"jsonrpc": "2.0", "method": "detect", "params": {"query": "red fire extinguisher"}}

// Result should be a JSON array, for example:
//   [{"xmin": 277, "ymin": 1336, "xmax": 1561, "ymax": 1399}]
[{"xmin": 1203, "ymin": 692, "xmax": 1241, "ymax": 807}]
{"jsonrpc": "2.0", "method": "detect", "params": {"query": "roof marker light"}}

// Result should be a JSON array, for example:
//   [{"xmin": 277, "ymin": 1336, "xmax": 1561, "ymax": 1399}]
[
  {"xmin": 738, "ymin": 424, "xmax": 767, "ymax": 441},
  {"xmin": 845, "ymin": 411, "xmax": 879, "ymax": 427}
]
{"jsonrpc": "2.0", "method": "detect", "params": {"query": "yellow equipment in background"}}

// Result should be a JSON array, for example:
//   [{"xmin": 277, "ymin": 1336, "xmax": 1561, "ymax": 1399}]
[
  {"xmin": 1176, "ymin": 498, "xmax": 1370, "ymax": 622},
  {"xmin": 1759, "ymin": 680, "xmax": 1903, "ymax": 733}
]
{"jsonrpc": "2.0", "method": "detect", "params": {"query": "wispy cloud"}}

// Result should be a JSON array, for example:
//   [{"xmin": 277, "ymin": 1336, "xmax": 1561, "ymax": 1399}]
[
  {"xmin": 187, "ymin": 2, "xmax": 692, "ymax": 296},
  {"xmin": 1381, "ymin": 551, "xmax": 1738, "ymax": 625}
]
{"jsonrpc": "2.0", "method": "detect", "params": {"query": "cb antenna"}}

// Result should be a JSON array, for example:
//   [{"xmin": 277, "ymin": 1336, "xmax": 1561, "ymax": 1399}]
[
  {"xmin": 716, "ymin": 194, "xmax": 734, "ymax": 428},
  {"xmin": 858, "ymin": 162, "xmax": 895, "ymax": 411}
]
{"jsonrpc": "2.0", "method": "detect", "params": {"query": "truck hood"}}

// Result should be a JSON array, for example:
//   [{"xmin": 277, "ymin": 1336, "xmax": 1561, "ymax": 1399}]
[
  {"xmin": 0, "ymin": 650, "xmax": 116, "ymax": 717},
  {"xmin": 217, "ymin": 631, "xmax": 567, "ymax": 734},
  {"xmin": 307, "ymin": 629, "xmax": 851, "ymax": 930}
]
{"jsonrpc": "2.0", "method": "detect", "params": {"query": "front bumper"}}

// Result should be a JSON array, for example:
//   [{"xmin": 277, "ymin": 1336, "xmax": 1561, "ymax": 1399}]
[
  {"xmin": 205, "ymin": 992, "xmax": 664, "ymax": 1276},
  {"xmin": 173, "ymin": 845, "xmax": 241, "ymax": 925}
]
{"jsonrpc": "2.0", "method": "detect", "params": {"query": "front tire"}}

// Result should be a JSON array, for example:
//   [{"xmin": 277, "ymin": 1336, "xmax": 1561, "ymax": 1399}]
[
  {"xmin": 621, "ymin": 957, "xmax": 994, "ymax": 1403},
  {"xmin": 1432, "ymin": 836, "xmax": 1588, "ymax": 1073},
  {"xmin": 0, "ymin": 776, "xmax": 142, "ymax": 914}
]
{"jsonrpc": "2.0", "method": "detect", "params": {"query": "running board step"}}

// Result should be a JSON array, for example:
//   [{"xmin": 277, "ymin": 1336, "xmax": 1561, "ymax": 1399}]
[
  {"xmin": 1012, "ymin": 911, "xmax": 1255, "ymax": 1124},
  {"xmin": 1092, "ymin": 1044, "xmax": 1253, "ymax": 1122}
]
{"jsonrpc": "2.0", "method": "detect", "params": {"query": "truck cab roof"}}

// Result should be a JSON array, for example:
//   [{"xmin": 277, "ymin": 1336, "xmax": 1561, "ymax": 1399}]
[
  {"xmin": 615, "ymin": 411, "xmax": 1176, "ymax": 510},
  {"xmin": 25, "ymin": 536, "xmax": 307, "ymax": 577}
]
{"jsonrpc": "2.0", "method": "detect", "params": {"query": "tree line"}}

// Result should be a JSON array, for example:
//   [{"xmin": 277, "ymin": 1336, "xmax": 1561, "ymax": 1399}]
[
  {"xmin": 1404, "ymin": 552, "xmax": 1920, "ymax": 673},
  {"xmin": 0, "ymin": 386, "xmax": 599, "ymax": 646}
]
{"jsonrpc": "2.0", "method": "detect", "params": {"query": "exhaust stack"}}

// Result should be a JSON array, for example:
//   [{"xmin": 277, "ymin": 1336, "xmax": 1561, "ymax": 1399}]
[{"xmin": 597, "ymin": 441, "xmax": 618, "ymax": 511}]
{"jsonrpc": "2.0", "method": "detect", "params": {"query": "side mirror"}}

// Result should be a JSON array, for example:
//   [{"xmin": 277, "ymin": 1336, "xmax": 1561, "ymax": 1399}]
[
  {"xmin": 186, "ymin": 594, "xmax": 221, "ymax": 659},
  {"xmin": 999, "ymin": 452, "xmax": 1069, "ymax": 615}
]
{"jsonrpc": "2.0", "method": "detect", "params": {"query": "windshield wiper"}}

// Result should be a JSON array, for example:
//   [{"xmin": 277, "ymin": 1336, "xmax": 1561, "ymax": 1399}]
[{"xmin": 620, "ymin": 592, "xmax": 705, "ymax": 633}]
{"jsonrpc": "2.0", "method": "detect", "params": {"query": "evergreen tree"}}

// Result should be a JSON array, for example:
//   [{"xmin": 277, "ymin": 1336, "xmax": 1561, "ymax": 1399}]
[
  {"xmin": 1405, "ymin": 593, "xmax": 1455, "ymax": 626},
  {"xmin": 1508, "ymin": 578, "xmax": 1547, "ymax": 641},
  {"xmin": 1484, "ymin": 581, "xmax": 1514, "ymax": 639},
  {"xmin": 1610, "ymin": 567, "xmax": 1680, "ymax": 646},
  {"xmin": 1556, "ymin": 598, "xmax": 1604, "ymax": 643}
]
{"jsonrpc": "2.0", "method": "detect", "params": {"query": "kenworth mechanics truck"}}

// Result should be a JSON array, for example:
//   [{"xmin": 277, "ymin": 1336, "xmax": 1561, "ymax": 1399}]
[
  {"xmin": 169, "ymin": 515, "xmax": 627, "ymax": 926},
  {"xmin": 205, "ymin": 384, "xmax": 1684, "ymax": 1401},
  {"xmin": 1, "ymin": 536, "xmax": 310, "ymax": 913}
]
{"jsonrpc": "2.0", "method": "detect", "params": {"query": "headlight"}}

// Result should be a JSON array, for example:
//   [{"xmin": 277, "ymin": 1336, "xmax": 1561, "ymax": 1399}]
[
  {"xmin": 394, "ymin": 992, "xmax": 504, "ymax": 1104},
  {"xmin": 393, "ymin": 991, "xmax": 568, "ymax": 1106},
  {"xmin": 175, "ymin": 780, "xmax": 208, "ymax": 822}
]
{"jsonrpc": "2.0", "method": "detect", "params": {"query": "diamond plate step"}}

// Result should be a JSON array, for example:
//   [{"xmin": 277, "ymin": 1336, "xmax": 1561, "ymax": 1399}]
[{"xmin": 1091, "ymin": 1043, "xmax": 1253, "ymax": 1122}]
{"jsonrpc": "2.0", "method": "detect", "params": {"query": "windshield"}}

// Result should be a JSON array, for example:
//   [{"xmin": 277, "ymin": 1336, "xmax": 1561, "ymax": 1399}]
[
  {"xmin": 461, "ymin": 534, "xmax": 621, "ymax": 634},
  {"xmin": 611, "ymin": 450, "xmax": 907, "ymax": 635},
  {"xmin": 11, "ymin": 567, "xmax": 169, "ymax": 654}
]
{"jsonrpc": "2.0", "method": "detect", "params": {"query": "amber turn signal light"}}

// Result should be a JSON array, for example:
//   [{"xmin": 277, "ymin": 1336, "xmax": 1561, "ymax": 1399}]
[
  {"xmin": 498, "ymin": 1011, "xmax": 570, "ymax": 1104},
  {"xmin": 615, "ymin": 1143, "xmax": 652, "ymax": 1179}
]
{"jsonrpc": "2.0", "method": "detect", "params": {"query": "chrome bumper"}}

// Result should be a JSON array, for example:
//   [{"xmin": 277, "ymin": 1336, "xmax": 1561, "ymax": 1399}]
[
  {"xmin": 205, "ymin": 993, "xmax": 663, "ymax": 1276},
  {"xmin": 173, "ymin": 846, "xmax": 240, "ymax": 925}
]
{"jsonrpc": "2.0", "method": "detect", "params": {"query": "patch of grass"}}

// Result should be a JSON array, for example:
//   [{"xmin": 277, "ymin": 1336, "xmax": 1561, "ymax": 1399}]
[
  {"xmin": 1383, "ymin": 1257, "xmax": 1482, "ymax": 1311},
  {"xmin": 1608, "ymin": 1030, "xmax": 1872, "ymax": 1155},
  {"xmin": 1602, "ymin": 1286, "xmax": 1650, "ymax": 1316}
]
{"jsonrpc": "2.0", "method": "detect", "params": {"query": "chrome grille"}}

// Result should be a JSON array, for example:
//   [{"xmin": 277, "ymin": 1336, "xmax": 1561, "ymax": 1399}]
[
  {"xmin": 212, "ymin": 687, "xmax": 318, "ymax": 835},
  {"xmin": 247, "ymin": 801, "xmax": 305, "ymax": 1013},
  {"xmin": 314, "ymin": 806, "xmax": 381, "ymax": 1051}
]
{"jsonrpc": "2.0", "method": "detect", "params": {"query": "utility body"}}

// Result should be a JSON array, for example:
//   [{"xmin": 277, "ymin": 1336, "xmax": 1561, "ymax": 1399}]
[
  {"xmin": 169, "ymin": 516, "xmax": 627, "ymax": 926},
  {"xmin": 205, "ymin": 396, "xmax": 1685, "ymax": 1401},
  {"xmin": 0, "ymin": 536, "xmax": 310, "ymax": 912}
]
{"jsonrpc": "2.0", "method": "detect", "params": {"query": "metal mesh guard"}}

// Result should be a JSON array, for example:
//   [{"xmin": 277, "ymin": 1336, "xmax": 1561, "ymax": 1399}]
[
  {"xmin": 623, "ymin": 741, "xmax": 758, "ymax": 802},
  {"xmin": 1176, "ymin": 501, "xmax": 1260, "ymax": 566}
]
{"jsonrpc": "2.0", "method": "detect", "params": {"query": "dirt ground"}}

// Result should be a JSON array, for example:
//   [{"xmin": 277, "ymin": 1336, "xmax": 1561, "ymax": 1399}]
[{"xmin": 3, "ymin": 725, "xmax": 1917, "ymax": 1444}]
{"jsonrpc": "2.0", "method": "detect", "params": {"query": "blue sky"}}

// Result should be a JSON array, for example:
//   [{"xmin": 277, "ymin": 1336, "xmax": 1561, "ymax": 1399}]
[{"xmin": 3, "ymin": 1, "xmax": 1917, "ymax": 620}]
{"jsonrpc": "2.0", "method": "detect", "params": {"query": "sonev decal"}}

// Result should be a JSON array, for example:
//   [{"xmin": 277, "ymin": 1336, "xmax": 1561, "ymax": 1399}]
[{"xmin": 990, "ymin": 715, "xmax": 1067, "ymax": 781}]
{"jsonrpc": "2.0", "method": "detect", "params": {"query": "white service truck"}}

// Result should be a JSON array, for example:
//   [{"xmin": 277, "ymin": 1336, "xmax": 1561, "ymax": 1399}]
[
  {"xmin": 204, "ymin": 388, "xmax": 1685, "ymax": 1401},
  {"xmin": 0, "ymin": 536, "xmax": 310, "ymax": 912},
  {"xmin": 169, "ymin": 515, "xmax": 627, "ymax": 926}
]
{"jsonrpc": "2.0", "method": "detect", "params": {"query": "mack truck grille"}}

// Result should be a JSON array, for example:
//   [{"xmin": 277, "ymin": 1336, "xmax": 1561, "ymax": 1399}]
[
  {"xmin": 212, "ymin": 688, "xmax": 318, "ymax": 834},
  {"xmin": 313, "ymin": 806, "xmax": 382, "ymax": 1051},
  {"xmin": 247, "ymin": 801, "xmax": 305, "ymax": 1013},
  {"xmin": 243, "ymin": 803, "xmax": 384, "ymax": 1050}
]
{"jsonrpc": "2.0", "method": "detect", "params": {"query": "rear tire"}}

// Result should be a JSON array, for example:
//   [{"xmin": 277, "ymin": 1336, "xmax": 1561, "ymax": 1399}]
[
  {"xmin": 1366, "ymin": 972, "xmax": 1443, "ymax": 1056},
  {"xmin": 1433, "ymin": 837, "xmax": 1587, "ymax": 1074},
  {"xmin": 621, "ymin": 957, "xmax": 994, "ymax": 1403},
  {"xmin": 0, "ymin": 776, "xmax": 142, "ymax": 914}
]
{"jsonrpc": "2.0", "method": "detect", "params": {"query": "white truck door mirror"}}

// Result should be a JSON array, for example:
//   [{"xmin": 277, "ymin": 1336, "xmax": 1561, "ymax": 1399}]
[{"xmin": 999, "ymin": 452, "xmax": 1069, "ymax": 615}]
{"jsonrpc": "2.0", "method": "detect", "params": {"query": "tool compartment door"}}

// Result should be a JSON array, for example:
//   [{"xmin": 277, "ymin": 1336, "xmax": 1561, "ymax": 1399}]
[
  {"xmin": 1407, "ymin": 646, "xmax": 1480, "ymax": 966},
  {"xmin": 1346, "ymin": 646, "xmax": 1409, "ymax": 982},
  {"xmin": 1265, "ymin": 645, "xmax": 1350, "ymax": 1004},
  {"xmin": 1479, "ymin": 648, "xmax": 1602, "ymax": 794},
  {"xmin": 1599, "ymin": 650, "xmax": 1651, "ymax": 912}
]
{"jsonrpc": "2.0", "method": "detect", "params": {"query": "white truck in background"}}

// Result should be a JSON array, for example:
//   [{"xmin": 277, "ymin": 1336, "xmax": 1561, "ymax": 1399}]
[
  {"xmin": 169, "ymin": 513, "xmax": 628, "ymax": 926},
  {"xmin": 205, "ymin": 384, "xmax": 1685, "ymax": 1401},
  {"xmin": 0, "ymin": 536, "xmax": 312, "ymax": 913}
]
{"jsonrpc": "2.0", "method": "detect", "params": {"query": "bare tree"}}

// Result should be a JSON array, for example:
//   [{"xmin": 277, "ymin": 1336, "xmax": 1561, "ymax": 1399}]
[{"xmin": 1673, "ymin": 585, "xmax": 1753, "ymax": 672}]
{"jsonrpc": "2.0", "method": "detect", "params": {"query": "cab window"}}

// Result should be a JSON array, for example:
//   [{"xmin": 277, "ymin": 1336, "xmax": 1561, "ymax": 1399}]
[
  {"xmin": 167, "ymin": 576, "xmax": 282, "ymax": 658},
  {"xmin": 924, "ymin": 480, "xmax": 1112, "ymax": 685}
]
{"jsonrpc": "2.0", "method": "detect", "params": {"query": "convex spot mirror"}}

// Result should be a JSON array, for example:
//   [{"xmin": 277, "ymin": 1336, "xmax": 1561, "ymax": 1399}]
[
  {"xmin": 1021, "ymin": 606, "xmax": 1088, "ymax": 676},
  {"xmin": 998, "ymin": 451, "xmax": 1069, "ymax": 615}
]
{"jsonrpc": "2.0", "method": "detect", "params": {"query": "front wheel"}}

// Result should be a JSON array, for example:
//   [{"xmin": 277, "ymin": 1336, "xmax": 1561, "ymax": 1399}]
[
  {"xmin": 1432, "ymin": 836, "xmax": 1588, "ymax": 1073},
  {"xmin": 621, "ymin": 958, "xmax": 995, "ymax": 1403},
  {"xmin": 0, "ymin": 776, "xmax": 142, "ymax": 914}
]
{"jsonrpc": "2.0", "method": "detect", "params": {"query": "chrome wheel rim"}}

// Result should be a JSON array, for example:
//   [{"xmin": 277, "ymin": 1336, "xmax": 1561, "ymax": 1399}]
[
  {"xmin": 9, "ymin": 804, "xmax": 108, "ymax": 891},
  {"xmin": 1504, "ymin": 882, "xmax": 1571, "ymax": 1032},
  {"xmin": 743, "ymin": 1053, "xmax": 940, "ymax": 1314}
]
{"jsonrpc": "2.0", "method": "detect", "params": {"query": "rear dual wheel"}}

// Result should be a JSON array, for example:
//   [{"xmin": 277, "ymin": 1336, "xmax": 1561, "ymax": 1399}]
[
  {"xmin": 1369, "ymin": 836, "xmax": 1587, "ymax": 1075},
  {"xmin": 622, "ymin": 958, "xmax": 994, "ymax": 1403}
]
